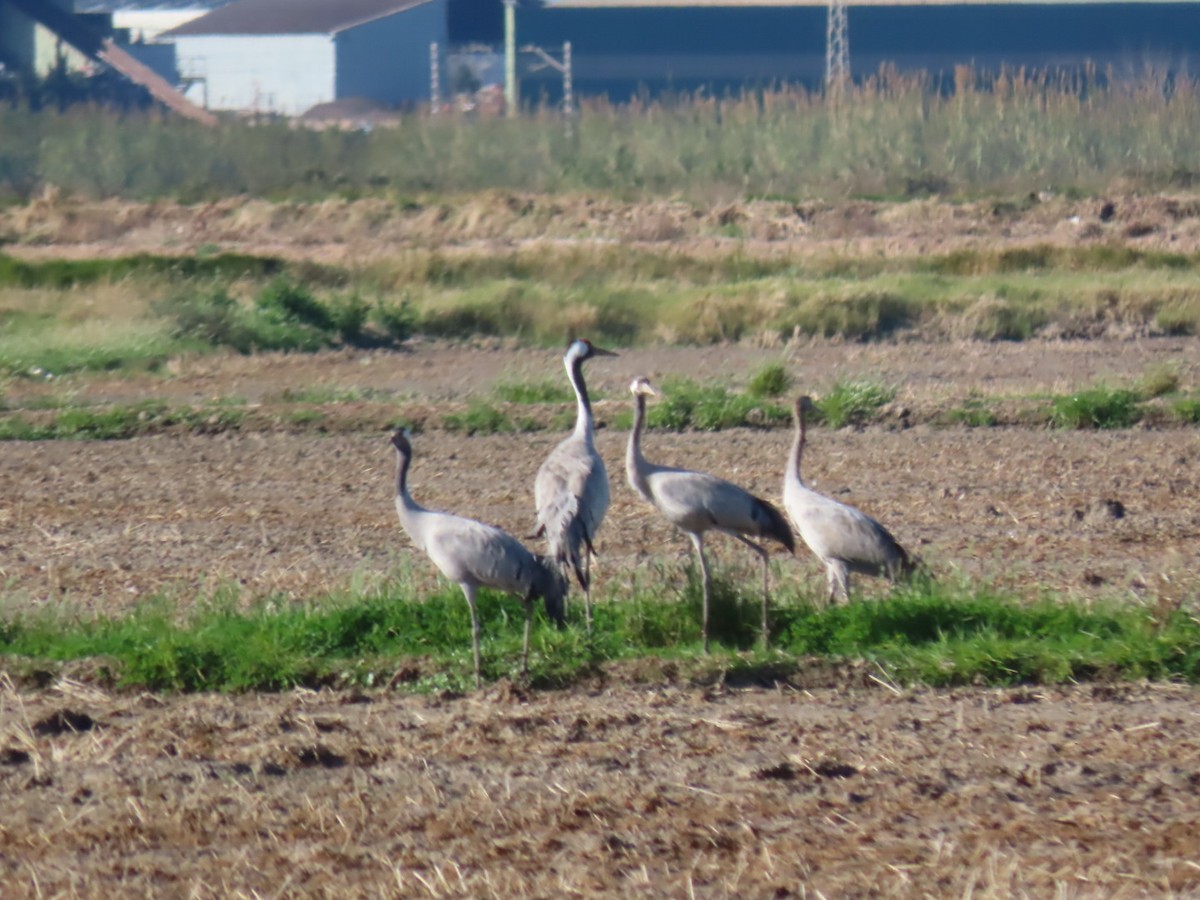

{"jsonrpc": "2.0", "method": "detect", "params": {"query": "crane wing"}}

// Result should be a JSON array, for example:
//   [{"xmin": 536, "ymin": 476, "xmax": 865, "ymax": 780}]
[
  {"xmin": 534, "ymin": 438, "xmax": 609, "ymax": 554},
  {"xmin": 791, "ymin": 490, "xmax": 906, "ymax": 572},
  {"xmin": 425, "ymin": 516, "xmax": 540, "ymax": 596}
]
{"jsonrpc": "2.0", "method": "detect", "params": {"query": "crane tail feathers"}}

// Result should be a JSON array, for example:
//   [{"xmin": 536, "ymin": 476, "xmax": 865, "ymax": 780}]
[{"xmin": 757, "ymin": 497, "xmax": 796, "ymax": 554}]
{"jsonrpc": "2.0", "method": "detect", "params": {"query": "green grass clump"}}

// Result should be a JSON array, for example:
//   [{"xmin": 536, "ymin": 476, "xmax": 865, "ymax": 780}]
[
  {"xmin": 493, "ymin": 378, "xmax": 575, "ymax": 404},
  {"xmin": 746, "ymin": 362, "xmax": 793, "ymax": 399},
  {"xmin": 818, "ymin": 380, "xmax": 897, "ymax": 428},
  {"xmin": 442, "ymin": 400, "xmax": 524, "ymax": 435},
  {"xmin": 3, "ymin": 576, "xmax": 1199, "ymax": 692},
  {"xmin": 1049, "ymin": 386, "xmax": 1143, "ymax": 429},
  {"xmin": 0, "ymin": 401, "xmax": 243, "ymax": 440},
  {"xmin": 156, "ymin": 278, "xmax": 407, "ymax": 354},
  {"xmin": 617, "ymin": 377, "xmax": 788, "ymax": 431},
  {"xmin": 1170, "ymin": 394, "xmax": 1200, "ymax": 424},
  {"xmin": 943, "ymin": 394, "xmax": 998, "ymax": 427},
  {"xmin": 776, "ymin": 581, "xmax": 1200, "ymax": 685}
]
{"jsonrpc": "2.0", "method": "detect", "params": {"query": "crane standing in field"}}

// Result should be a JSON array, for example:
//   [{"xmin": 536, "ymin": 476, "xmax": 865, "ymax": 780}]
[
  {"xmin": 625, "ymin": 377, "xmax": 795, "ymax": 651},
  {"xmin": 391, "ymin": 430, "xmax": 566, "ymax": 689},
  {"xmin": 783, "ymin": 395, "xmax": 917, "ymax": 603},
  {"xmin": 533, "ymin": 338, "xmax": 617, "ymax": 629}
]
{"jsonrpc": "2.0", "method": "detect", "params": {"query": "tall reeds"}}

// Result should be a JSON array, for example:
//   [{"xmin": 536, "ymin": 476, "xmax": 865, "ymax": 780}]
[{"xmin": 1, "ymin": 66, "xmax": 1198, "ymax": 201}]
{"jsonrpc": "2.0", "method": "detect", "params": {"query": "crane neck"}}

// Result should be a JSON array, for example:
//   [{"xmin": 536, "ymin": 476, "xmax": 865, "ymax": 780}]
[
  {"xmin": 788, "ymin": 405, "xmax": 808, "ymax": 487},
  {"xmin": 393, "ymin": 446, "xmax": 425, "ymax": 520},
  {"xmin": 566, "ymin": 352, "xmax": 595, "ymax": 442},
  {"xmin": 625, "ymin": 393, "xmax": 652, "ymax": 500}
]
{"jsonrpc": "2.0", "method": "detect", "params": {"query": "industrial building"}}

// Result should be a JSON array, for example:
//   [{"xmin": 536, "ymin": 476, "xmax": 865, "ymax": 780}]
[
  {"xmin": 516, "ymin": 0, "xmax": 1200, "ymax": 103},
  {"xmin": 3, "ymin": 0, "xmax": 1199, "ymax": 117},
  {"xmin": 160, "ymin": 0, "xmax": 447, "ymax": 114}
]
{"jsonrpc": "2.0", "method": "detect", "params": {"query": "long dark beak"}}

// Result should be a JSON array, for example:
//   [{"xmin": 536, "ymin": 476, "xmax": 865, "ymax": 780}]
[{"xmin": 592, "ymin": 346, "xmax": 618, "ymax": 358}]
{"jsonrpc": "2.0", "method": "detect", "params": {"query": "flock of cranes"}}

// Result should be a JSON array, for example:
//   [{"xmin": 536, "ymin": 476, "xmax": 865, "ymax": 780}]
[{"xmin": 390, "ymin": 338, "xmax": 916, "ymax": 687}]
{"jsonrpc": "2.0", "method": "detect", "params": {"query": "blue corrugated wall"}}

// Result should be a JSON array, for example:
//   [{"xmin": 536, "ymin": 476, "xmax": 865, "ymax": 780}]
[{"xmin": 518, "ymin": 3, "xmax": 1200, "ymax": 101}]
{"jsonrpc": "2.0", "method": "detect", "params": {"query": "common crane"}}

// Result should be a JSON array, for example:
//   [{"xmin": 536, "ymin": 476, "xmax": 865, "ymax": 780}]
[
  {"xmin": 783, "ymin": 395, "xmax": 916, "ymax": 603},
  {"xmin": 391, "ymin": 430, "xmax": 566, "ymax": 688},
  {"xmin": 625, "ymin": 377, "xmax": 794, "ymax": 650},
  {"xmin": 533, "ymin": 338, "xmax": 617, "ymax": 629}
]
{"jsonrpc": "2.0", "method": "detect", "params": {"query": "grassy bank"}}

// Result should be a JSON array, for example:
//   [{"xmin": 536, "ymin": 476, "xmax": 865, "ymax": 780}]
[
  {"xmin": 3, "ymin": 70, "xmax": 1200, "ymax": 201},
  {"xmin": 1, "ymin": 575, "xmax": 1196, "ymax": 692},
  {"xmin": 1, "ymin": 243, "xmax": 1198, "ymax": 382}
]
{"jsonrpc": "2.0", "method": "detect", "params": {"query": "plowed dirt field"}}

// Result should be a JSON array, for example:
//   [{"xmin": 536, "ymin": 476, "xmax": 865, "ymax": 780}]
[{"xmin": 3, "ymin": 195, "xmax": 1200, "ymax": 896}]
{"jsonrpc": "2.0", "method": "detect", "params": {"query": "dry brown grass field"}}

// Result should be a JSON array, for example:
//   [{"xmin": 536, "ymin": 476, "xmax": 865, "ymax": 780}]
[{"xmin": 2, "ymin": 195, "xmax": 1199, "ymax": 897}]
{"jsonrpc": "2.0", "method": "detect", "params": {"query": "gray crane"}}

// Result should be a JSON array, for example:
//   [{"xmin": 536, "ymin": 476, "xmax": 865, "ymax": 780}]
[
  {"xmin": 533, "ymin": 338, "xmax": 617, "ymax": 629},
  {"xmin": 391, "ymin": 430, "xmax": 566, "ymax": 689},
  {"xmin": 625, "ymin": 377, "xmax": 795, "ymax": 651},
  {"xmin": 783, "ymin": 396, "xmax": 916, "ymax": 603}
]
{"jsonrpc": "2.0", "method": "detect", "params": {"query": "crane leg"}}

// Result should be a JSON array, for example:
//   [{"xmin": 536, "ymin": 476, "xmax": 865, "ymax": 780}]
[
  {"xmin": 583, "ymin": 550, "xmax": 593, "ymax": 632},
  {"xmin": 732, "ymin": 534, "xmax": 770, "ymax": 647},
  {"xmin": 689, "ymin": 532, "xmax": 711, "ymax": 653},
  {"xmin": 826, "ymin": 560, "xmax": 850, "ymax": 605},
  {"xmin": 462, "ymin": 585, "xmax": 483, "ymax": 689},
  {"xmin": 522, "ymin": 599, "xmax": 533, "ymax": 681}
]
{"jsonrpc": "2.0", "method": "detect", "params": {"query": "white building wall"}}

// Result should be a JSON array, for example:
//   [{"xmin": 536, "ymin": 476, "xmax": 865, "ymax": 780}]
[{"xmin": 173, "ymin": 34, "xmax": 334, "ymax": 115}]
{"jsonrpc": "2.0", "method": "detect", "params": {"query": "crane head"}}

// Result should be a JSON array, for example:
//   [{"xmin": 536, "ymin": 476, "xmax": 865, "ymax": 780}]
[
  {"xmin": 390, "ymin": 428, "xmax": 414, "ymax": 457},
  {"xmin": 532, "ymin": 555, "xmax": 568, "ymax": 628},
  {"xmin": 629, "ymin": 376, "xmax": 657, "ymax": 398},
  {"xmin": 795, "ymin": 395, "xmax": 817, "ymax": 416},
  {"xmin": 566, "ymin": 338, "xmax": 618, "ymax": 362}
]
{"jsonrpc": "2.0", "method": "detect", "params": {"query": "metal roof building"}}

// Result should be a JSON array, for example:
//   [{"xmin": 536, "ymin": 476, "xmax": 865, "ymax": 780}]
[
  {"xmin": 517, "ymin": 0, "xmax": 1200, "ymax": 102},
  {"xmin": 161, "ymin": 0, "xmax": 446, "ymax": 114}
]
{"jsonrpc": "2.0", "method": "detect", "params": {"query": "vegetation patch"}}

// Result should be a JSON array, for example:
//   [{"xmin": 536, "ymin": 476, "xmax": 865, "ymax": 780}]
[
  {"xmin": 746, "ymin": 362, "xmax": 793, "ymax": 399},
  {"xmin": 0, "ymin": 401, "xmax": 244, "ymax": 440},
  {"xmin": 614, "ymin": 377, "xmax": 789, "ymax": 431},
  {"xmin": 816, "ymin": 380, "xmax": 897, "ymax": 429},
  {"xmin": 493, "ymin": 378, "xmax": 575, "ymax": 404},
  {"xmin": 2, "ymin": 577, "xmax": 1196, "ymax": 692},
  {"xmin": 441, "ymin": 400, "xmax": 530, "ymax": 436},
  {"xmin": 1049, "ymin": 385, "xmax": 1143, "ymax": 430}
]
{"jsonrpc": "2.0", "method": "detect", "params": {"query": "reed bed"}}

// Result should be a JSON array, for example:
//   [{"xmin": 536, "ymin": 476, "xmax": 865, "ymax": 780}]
[{"xmin": 2, "ymin": 67, "xmax": 1199, "ymax": 202}]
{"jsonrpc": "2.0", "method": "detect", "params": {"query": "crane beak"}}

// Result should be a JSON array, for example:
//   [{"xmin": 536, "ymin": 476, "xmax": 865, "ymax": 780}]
[{"xmin": 591, "ymin": 346, "xmax": 618, "ymax": 358}]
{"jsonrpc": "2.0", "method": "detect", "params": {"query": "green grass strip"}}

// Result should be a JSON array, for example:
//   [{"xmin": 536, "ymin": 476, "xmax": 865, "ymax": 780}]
[{"xmin": 2, "ymin": 577, "xmax": 1196, "ymax": 693}]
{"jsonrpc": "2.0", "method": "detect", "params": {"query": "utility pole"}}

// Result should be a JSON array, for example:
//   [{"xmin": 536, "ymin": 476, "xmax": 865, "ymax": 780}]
[
  {"xmin": 503, "ymin": 0, "xmax": 517, "ymax": 117},
  {"xmin": 429, "ymin": 42, "xmax": 440, "ymax": 114},
  {"xmin": 825, "ymin": 0, "xmax": 849, "ymax": 97}
]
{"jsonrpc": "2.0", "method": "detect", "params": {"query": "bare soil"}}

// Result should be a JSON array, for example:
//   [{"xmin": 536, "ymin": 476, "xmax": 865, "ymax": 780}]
[{"xmin": 2, "ymin": 197, "xmax": 1200, "ymax": 896}]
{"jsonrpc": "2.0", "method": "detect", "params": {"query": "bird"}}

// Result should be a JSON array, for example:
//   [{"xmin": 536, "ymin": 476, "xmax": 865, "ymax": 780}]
[
  {"xmin": 390, "ymin": 429, "xmax": 566, "ymax": 689},
  {"xmin": 533, "ymin": 337, "xmax": 617, "ymax": 629},
  {"xmin": 625, "ymin": 377, "xmax": 795, "ymax": 651},
  {"xmin": 783, "ymin": 395, "xmax": 917, "ymax": 604}
]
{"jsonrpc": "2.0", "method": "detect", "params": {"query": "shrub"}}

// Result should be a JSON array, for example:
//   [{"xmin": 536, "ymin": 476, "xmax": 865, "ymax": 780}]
[
  {"xmin": 254, "ymin": 277, "xmax": 335, "ymax": 331},
  {"xmin": 1170, "ymin": 394, "xmax": 1200, "ymax": 424},
  {"xmin": 1050, "ymin": 386, "xmax": 1142, "ymax": 429},
  {"xmin": 372, "ymin": 299, "xmax": 417, "ymax": 342},
  {"xmin": 641, "ymin": 378, "xmax": 788, "ymax": 431},
  {"xmin": 328, "ymin": 293, "xmax": 370, "ymax": 343},
  {"xmin": 155, "ymin": 287, "xmax": 244, "ymax": 348},
  {"xmin": 747, "ymin": 362, "xmax": 792, "ymax": 399},
  {"xmin": 819, "ymin": 380, "xmax": 896, "ymax": 428}
]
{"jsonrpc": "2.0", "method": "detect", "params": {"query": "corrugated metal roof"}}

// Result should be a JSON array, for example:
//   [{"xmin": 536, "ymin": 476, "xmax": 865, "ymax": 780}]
[
  {"xmin": 542, "ymin": 0, "xmax": 1199, "ymax": 6},
  {"xmin": 162, "ymin": 0, "xmax": 433, "ymax": 36}
]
